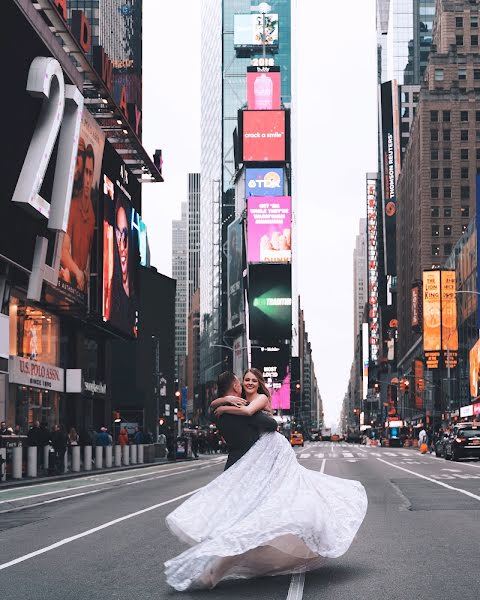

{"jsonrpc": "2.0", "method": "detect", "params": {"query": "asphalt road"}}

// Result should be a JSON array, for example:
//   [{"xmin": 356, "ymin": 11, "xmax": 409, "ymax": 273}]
[{"xmin": 0, "ymin": 442, "xmax": 480, "ymax": 599}]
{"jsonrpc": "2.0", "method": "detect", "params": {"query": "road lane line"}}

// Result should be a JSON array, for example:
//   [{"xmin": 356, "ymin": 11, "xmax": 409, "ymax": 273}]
[
  {"xmin": 320, "ymin": 459, "xmax": 326, "ymax": 473},
  {"xmin": 0, "ymin": 488, "xmax": 202, "ymax": 571},
  {"xmin": 342, "ymin": 452, "xmax": 354, "ymax": 458},
  {"xmin": 286, "ymin": 572, "xmax": 305, "ymax": 600},
  {"xmin": 376, "ymin": 458, "xmax": 480, "ymax": 501},
  {"xmin": 315, "ymin": 453, "xmax": 324, "ymax": 458}
]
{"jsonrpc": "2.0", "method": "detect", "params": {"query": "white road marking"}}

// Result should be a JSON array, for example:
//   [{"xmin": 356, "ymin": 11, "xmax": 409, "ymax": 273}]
[
  {"xmin": 342, "ymin": 452, "xmax": 354, "ymax": 458},
  {"xmin": 0, "ymin": 488, "xmax": 201, "ymax": 571},
  {"xmin": 299, "ymin": 453, "xmax": 311, "ymax": 459},
  {"xmin": 320, "ymin": 459, "xmax": 326, "ymax": 474},
  {"xmin": 346, "ymin": 460, "xmax": 358, "ymax": 463},
  {"xmin": 376, "ymin": 458, "xmax": 480, "ymax": 502},
  {"xmin": 286, "ymin": 572, "xmax": 305, "ymax": 600},
  {"xmin": 315, "ymin": 453, "xmax": 324, "ymax": 458}
]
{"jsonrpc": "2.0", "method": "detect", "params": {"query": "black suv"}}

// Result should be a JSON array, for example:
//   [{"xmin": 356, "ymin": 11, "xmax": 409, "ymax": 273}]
[{"xmin": 444, "ymin": 423, "xmax": 480, "ymax": 461}]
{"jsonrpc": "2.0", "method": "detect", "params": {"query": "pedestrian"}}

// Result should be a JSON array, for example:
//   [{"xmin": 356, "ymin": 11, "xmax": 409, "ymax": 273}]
[
  {"xmin": 118, "ymin": 427, "xmax": 129, "ymax": 447},
  {"xmin": 49, "ymin": 425, "xmax": 67, "ymax": 474},
  {"xmin": 0, "ymin": 421, "xmax": 10, "ymax": 436},
  {"xmin": 145, "ymin": 430, "xmax": 154, "ymax": 444},
  {"xmin": 68, "ymin": 427, "xmax": 79, "ymax": 446},
  {"xmin": 134, "ymin": 426, "xmax": 145, "ymax": 445},
  {"xmin": 419, "ymin": 426, "xmax": 428, "ymax": 445},
  {"xmin": 96, "ymin": 427, "xmax": 111, "ymax": 447},
  {"xmin": 191, "ymin": 432, "xmax": 199, "ymax": 458},
  {"xmin": 27, "ymin": 420, "xmax": 43, "ymax": 470},
  {"xmin": 13, "ymin": 424, "xmax": 22, "ymax": 436}
]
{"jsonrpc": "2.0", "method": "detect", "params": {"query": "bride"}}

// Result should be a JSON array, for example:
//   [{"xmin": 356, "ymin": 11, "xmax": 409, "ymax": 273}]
[{"xmin": 164, "ymin": 368, "xmax": 368, "ymax": 591}]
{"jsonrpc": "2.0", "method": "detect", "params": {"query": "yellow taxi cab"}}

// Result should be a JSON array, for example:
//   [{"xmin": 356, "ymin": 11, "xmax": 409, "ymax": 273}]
[
  {"xmin": 290, "ymin": 432, "xmax": 304, "ymax": 447},
  {"xmin": 331, "ymin": 434, "xmax": 340, "ymax": 442}
]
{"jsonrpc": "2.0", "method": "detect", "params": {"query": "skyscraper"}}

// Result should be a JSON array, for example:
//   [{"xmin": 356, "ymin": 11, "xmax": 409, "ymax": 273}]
[
  {"xmin": 200, "ymin": 0, "xmax": 292, "ymax": 387},
  {"xmin": 188, "ymin": 173, "xmax": 201, "ymax": 313},
  {"xmin": 172, "ymin": 203, "xmax": 188, "ymax": 384},
  {"xmin": 353, "ymin": 218, "xmax": 368, "ymax": 342}
]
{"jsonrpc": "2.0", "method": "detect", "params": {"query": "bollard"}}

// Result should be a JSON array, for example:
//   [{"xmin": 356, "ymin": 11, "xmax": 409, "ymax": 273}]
[
  {"xmin": 122, "ymin": 445, "xmax": 130, "ymax": 466},
  {"xmin": 95, "ymin": 445, "xmax": 103, "ymax": 469},
  {"xmin": 44, "ymin": 445, "xmax": 51, "ymax": 473},
  {"xmin": 137, "ymin": 444, "xmax": 144, "ymax": 464},
  {"xmin": 0, "ymin": 448, "xmax": 6, "ymax": 481},
  {"xmin": 84, "ymin": 445, "xmax": 92, "ymax": 471},
  {"xmin": 114, "ymin": 445, "xmax": 122, "ymax": 467},
  {"xmin": 27, "ymin": 446, "xmax": 37, "ymax": 478},
  {"xmin": 64, "ymin": 450, "xmax": 68, "ymax": 473},
  {"xmin": 72, "ymin": 446, "xmax": 81, "ymax": 472},
  {"xmin": 12, "ymin": 446, "xmax": 22, "ymax": 479},
  {"xmin": 130, "ymin": 444, "xmax": 137, "ymax": 464},
  {"xmin": 105, "ymin": 445, "xmax": 113, "ymax": 468}
]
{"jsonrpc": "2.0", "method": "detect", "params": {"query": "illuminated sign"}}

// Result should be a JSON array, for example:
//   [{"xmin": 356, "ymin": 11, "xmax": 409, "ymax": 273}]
[
  {"xmin": 411, "ymin": 282, "xmax": 422, "ymax": 331},
  {"xmin": 9, "ymin": 356, "xmax": 64, "ymax": 393},
  {"xmin": 362, "ymin": 322, "xmax": 369, "ymax": 400},
  {"xmin": 366, "ymin": 176, "xmax": 380, "ymax": 362},
  {"xmin": 234, "ymin": 14, "xmax": 279, "ymax": 48},
  {"xmin": 470, "ymin": 339, "xmax": 480, "ymax": 398},
  {"xmin": 441, "ymin": 270, "xmax": 458, "ymax": 369},
  {"xmin": 251, "ymin": 345, "xmax": 290, "ymax": 410},
  {"xmin": 247, "ymin": 196, "xmax": 291, "ymax": 263},
  {"xmin": 242, "ymin": 110, "xmax": 286, "ymax": 162},
  {"xmin": 249, "ymin": 264, "xmax": 292, "ymax": 340},
  {"xmin": 414, "ymin": 359, "xmax": 424, "ymax": 410},
  {"xmin": 246, "ymin": 168, "xmax": 284, "ymax": 196},
  {"xmin": 247, "ymin": 68, "xmax": 281, "ymax": 110}
]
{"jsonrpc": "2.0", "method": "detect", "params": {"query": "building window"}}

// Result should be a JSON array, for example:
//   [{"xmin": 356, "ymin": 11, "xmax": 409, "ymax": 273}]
[
  {"xmin": 475, "ymin": 70, "xmax": 480, "ymax": 80},
  {"xmin": 431, "ymin": 206, "xmax": 440, "ymax": 218},
  {"xmin": 444, "ymin": 207, "xmax": 452, "ymax": 217},
  {"xmin": 472, "ymin": 35, "xmax": 479, "ymax": 46},
  {"xmin": 461, "ymin": 130, "xmax": 469, "ymax": 140},
  {"xmin": 443, "ymin": 149, "xmax": 451, "ymax": 160},
  {"xmin": 431, "ymin": 187, "xmax": 439, "ymax": 198},
  {"xmin": 444, "ymin": 225, "xmax": 452, "ymax": 236},
  {"xmin": 443, "ymin": 168, "xmax": 451, "ymax": 179},
  {"xmin": 472, "ymin": 16, "xmax": 479, "ymax": 28},
  {"xmin": 461, "ymin": 186, "xmax": 470, "ymax": 199},
  {"xmin": 459, "ymin": 67, "xmax": 467, "ymax": 80},
  {"xmin": 431, "ymin": 130, "xmax": 439, "ymax": 141},
  {"xmin": 432, "ymin": 225, "xmax": 440, "ymax": 237},
  {"xmin": 444, "ymin": 187, "xmax": 452, "ymax": 198},
  {"xmin": 435, "ymin": 69, "xmax": 444, "ymax": 81},
  {"xmin": 443, "ymin": 110, "xmax": 451, "ymax": 122},
  {"xmin": 413, "ymin": 92, "xmax": 420, "ymax": 102},
  {"xmin": 461, "ymin": 111, "xmax": 469, "ymax": 122},
  {"xmin": 461, "ymin": 167, "xmax": 469, "ymax": 178},
  {"xmin": 432, "ymin": 245, "xmax": 440, "ymax": 256},
  {"xmin": 456, "ymin": 17, "xmax": 464, "ymax": 28},
  {"xmin": 402, "ymin": 91, "xmax": 409, "ymax": 103},
  {"xmin": 444, "ymin": 244, "xmax": 453, "ymax": 256},
  {"xmin": 461, "ymin": 148, "xmax": 469, "ymax": 160},
  {"xmin": 401, "ymin": 122, "xmax": 410, "ymax": 133},
  {"xmin": 430, "ymin": 110, "xmax": 438, "ymax": 122},
  {"xmin": 443, "ymin": 129, "xmax": 451, "ymax": 141},
  {"xmin": 431, "ymin": 150, "xmax": 438, "ymax": 160},
  {"xmin": 477, "ymin": 148, "xmax": 480, "ymax": 159},
  {"xmin": 461, "ymin": 206, "xmax": 470, "ymax": 217},
  {"xmin": 431, "ymin": 168, "xmax": 439, "ymax": 179},
  {"xmin": 477, "ymin": 130, "xmax": 480, "ymax": 141},
  {"xmin": 457, "ymin": 35, "xmax": 464, "ymax": 46}
]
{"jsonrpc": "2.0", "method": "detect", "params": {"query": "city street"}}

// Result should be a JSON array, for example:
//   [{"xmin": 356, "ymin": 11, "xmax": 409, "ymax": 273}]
[{"xmin": 1, "ymin": 443, "xmax": 479, "ymax": 599}]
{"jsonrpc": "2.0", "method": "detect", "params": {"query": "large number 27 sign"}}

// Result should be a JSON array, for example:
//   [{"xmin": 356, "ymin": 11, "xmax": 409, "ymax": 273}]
[{"xmin": 12, "ymin": 56, "xmax": 84, "ymax": 301}]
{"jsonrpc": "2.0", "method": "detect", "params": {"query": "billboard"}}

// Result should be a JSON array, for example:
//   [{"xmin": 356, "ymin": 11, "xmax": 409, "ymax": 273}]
[
  {"xmin": 413, "ymin": 359, "xmax": 424, "ymax": 410},
  {"xmin": 251, "ymin": 345, "xmax": 290, "ymax": 410},
  {"xmin": 247, "ymin": 196, "xmax": 291, "ymax": 263},
  {"xmin": 362, "ymin": 322, "xmax": 369, "ymax": 400},
  {"xmin": 249, "ymin": 264, "xmax": 292, "ymax": 340},
  {"xmin": 234, "ymin": 14, "xmax": 279, "ymax": 48},
  {"xmin": 102, "ymin": 143, "xmax": 140, "ymax": 338},
  {"xmin": 57, "ymin": 109, "xmax": 105, "ymax": 305},
  {"xmin": 441, "ymin": 270, "xmax": 458, "ymax": 369},
  {"xmin": 247, "ymin": 68, "xmax": 281, "ymax": 110},
  {"xmin": 366, "ymin": 176, "xmax": 380, "ymax": 362},
  {"xmin": 380, "ymin": 80, "xmax": 401, "ymax": 277},
  {"xmin": 476, "ymin": 174, "xmax": 480, "ymax": 326},
  {"xmin": 227, "ymin": 218, "xmax": 245, "ymax": 330},
  {"xmin": 242, "ymin": 110, "xmax": 286, "ymax": 162},
  {"xmin": 246, "ymin": 168, "xmax": 284, "ymax": 197},
  {"xmin": 470, "ymin": 339, "xmax": 480, "ymax": 398}
]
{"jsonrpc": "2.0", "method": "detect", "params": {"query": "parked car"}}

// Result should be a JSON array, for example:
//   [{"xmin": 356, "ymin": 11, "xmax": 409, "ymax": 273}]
[
  {"xmin": 290, "ymin": 432, "xmax": 304, "ymax": 447},
  {"xmin": 434, "ymin": 433, "xmax": 449, "ymax": 457},
  {"xmin": 444, "ymin": 423, "xmax": 480, "ymax": 461}
]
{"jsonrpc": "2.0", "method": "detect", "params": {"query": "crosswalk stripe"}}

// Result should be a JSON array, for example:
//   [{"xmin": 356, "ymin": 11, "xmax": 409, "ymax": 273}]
[
  {"xmin": 316, "ymin": 453, "xmax": 324, "ymax": 458},
  {"xmin": 343, "ymin": 452, "xmax": 354, "ymax": 457}
]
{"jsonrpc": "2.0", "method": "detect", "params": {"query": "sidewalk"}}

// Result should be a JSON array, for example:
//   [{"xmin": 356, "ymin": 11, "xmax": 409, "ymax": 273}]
[{"xmin": 0, "ymin": 455, "xmax": 201, "ymax": 490}]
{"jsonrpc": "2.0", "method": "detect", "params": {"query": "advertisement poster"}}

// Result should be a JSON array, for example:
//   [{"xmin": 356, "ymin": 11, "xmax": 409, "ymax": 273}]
[
  {"xmin": 242, "ymin": 110, "xmax": 286, "ymax": 162},
  {"xmin": 441, "ymin": 270, "xmax": 458, "ymax": 368},
  {"xmin": 423, "ymin": 270, "xmax": 441, "ymax": 368},
  {"xmin": 249, "ymin": 264, "xmax": 292, "ymax": 340},
  {"xmin": 470, "ymin": 340, "xmax": 480, "ymax": 399},
  {"xmin": 366, "ymin": 176, "xmax": 380, "ymax": 361},
  {"xmin": 246, "ymin": 167, "xmax": 284, "ymax": 196},
  {"xmin": 247, "ymin": 68, "xmax": 281, "ymax": 110},
  {"xmin": 227, "ymin": 218, "xmax": 245, "ymax": 330},
  {"xmin": 413, "ymin": 359, "xmax": 424, "ymax": 411},
  {"xmin": 247, "ymin": 196, "xmax": 291, "ymax": 263},
  {"xmin": 102, "ymin": 143, "xmax": 140, "ymax": 338},
  {"xmin": 57, "ymin": 110, "xmax": 105, "ymax": 305},
  {"xmin": 251, "ymin": 345, "xmax": 291, "ymax": 410},
  {"xmin": 234, "ymin": 13, "xmax": 279, "ymax": 48}
]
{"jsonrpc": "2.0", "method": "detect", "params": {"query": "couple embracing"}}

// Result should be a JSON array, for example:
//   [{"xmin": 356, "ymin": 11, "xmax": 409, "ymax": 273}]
[{"xmin": 164, "ymin": 368, "xmax": 368, "ymax": 591}]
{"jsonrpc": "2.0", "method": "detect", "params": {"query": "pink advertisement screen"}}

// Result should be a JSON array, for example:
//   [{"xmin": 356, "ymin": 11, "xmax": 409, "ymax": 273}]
[
  {"xmin": 247, "ymin": 196, "xmax": 291, "ymax": 263},
  {"xmin": 242, "ymin": 110, "xmax": 285, "ymax": 162},
  {"xmin": 247, "ymin": 72, "xmax": 281, "ymax": 110}
]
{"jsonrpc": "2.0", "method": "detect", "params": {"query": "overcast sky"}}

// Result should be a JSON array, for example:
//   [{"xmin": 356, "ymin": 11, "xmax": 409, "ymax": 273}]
[{"xmin": 142, "ymin": 0, "xmax": 378, "ymax": 427}]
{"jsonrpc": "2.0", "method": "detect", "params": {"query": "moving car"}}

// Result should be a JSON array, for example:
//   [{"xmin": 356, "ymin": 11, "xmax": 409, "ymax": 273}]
[
  {"xmin": 444, "ymin": 423, "xmax": 480, "ymax": 461},
  {"xmin": 290, "ymin": 432, "xmax": 304, "ymax": 447}
]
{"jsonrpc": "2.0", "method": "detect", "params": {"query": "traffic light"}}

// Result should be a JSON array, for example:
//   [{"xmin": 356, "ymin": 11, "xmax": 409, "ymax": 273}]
[
  {"xmin": 295, "ymin": 383, "xmax": 301, "ymax": 391},
  {"xmin": 175, "ymin": 390, "xmax": 181, "ymax": 404},
  {"xmin": 404, "ymin": 379, "xmax": 410, "ymax": 393},
  {"xmin": 159, "ymin": 418, "xmax": 165, "ymax": 426},
  {"xmin": 373, "ymin": 383, "xmax": 379, "ymax": 394}
]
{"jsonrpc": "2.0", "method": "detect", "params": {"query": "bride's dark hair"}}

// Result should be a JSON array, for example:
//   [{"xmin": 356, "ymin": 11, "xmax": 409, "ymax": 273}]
[{"xmin": 243, "ymin": 368, "xmax": 271, "ymax": 400}]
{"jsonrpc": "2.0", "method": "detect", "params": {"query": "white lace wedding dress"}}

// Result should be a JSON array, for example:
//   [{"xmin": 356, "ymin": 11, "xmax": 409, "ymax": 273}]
[{"xmin": 164, "ymin": 432, "xmax": 368, "ymax": 591}]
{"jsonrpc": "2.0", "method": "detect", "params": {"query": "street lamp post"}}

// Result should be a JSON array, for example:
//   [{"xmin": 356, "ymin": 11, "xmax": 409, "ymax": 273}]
[{"xmin": 257, "ymin": 2, "xmax": 271, "ymax": 61}]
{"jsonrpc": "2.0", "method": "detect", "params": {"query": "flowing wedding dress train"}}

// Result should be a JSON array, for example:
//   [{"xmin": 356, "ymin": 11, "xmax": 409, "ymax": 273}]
[{"xmin": 164, "ymin": 432, "xmax": 367, "ymax": 591}]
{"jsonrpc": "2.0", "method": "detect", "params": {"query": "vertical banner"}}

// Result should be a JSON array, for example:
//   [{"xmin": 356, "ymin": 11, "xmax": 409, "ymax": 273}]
[
  {"xmin": 366, "ymin": 176, "xmax": 380, "ymax": 362},
  {"xmin": 441, "ymin": 270, "xmax": 458, "ymax": 368},
  {"xmin": 414, "ymin": 359, "xmax": 424, "ymax": 410},
  {"xmin": 362, "ymin": 322, "xmax": 369, "ymax": 400},
  {"xmin": 227, "ymin": 218, "xmax": 245, "ymax": 330},
  {"xmin": 470, "ymin": 340, "xmax": 480, "ymax": 398},
  {"xmin": 411, "ymin": 281, "xmax": 422, "ymax": 332},
  {"xmin": 476, "ymin": 174, "xmax": 480, "ymax": 327},
  {"xmin": 423, "ymin": 270, "xmax": 441, "ymax": 369}
]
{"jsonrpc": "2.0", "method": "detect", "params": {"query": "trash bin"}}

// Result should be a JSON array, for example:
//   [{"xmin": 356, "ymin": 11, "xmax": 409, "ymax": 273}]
[
  {"xmin": 176, "ymin": 436, "xmax": 192, "ymax": 459},
  {"xmin": 144, "ymin": 444, "xmax": 155, "ymax": 463}
]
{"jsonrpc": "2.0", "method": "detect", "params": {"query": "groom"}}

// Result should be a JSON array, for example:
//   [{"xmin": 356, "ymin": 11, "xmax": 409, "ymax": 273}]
[{"xmin": 213, "ymin": 371, "xmax": 277, "ymax": 470}]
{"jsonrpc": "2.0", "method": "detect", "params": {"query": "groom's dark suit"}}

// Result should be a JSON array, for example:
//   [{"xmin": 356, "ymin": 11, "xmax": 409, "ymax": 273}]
[{"xmin": 217, "ymin": 412, "xmax": 278, "ymax": 471}]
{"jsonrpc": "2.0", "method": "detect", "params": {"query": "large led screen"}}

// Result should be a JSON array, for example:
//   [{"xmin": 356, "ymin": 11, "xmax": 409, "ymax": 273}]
[
  {"xmin": 251, "ymin": 345, "xmax": 291, "ymax": 410},
  {"xmin": 227, "ymin": 218, "xmax": 245, "ymax": 330},
  {"xmin": 57, "ymin": 110, "xmax": 105, "ymax": 305},
  {"xmin": 247, "ymin": 196, "xmax": 291, "ymax": 263},
  {"xmin": 246, "ymin": 168, "xmax": 284, "ymax": 197},
  {"xmin": 102, "ymin": 143, "xmax": 140, "ymax": 338},
  {"xmin": 249, "ymin": 264, "xmax": 292, "ymax": 340},
  {"xmin": 247, "ymin": 69, "xmax": 281, "ymax": 110},
  {"xmin": 242, "ymin": 110, "xmax": 286, "ymax": 162},
  {"xmin": 470, "ymin": 340, "xmax": 480, "ymax": 398},
  {"xmin": 234, "ymin": 14, "xmax": 279, "ymax": 48}
]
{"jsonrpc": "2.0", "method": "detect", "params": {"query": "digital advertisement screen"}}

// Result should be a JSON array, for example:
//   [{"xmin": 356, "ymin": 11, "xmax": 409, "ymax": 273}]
[
  {"xmin": 57, "ymin": 110, "xmax": 105, "ymax": 305},
  {"xmin": 247, "ymin": 196, "xmax": 291, "ymax": 263},
  {"xmin": 251, "ymin": 345, "xmax": 291, "ymax": 410},
  {"xmin": 242, "ymin": 110, "xmax": 286, "ymax": 162},
  {"xmin": 423, "ymin": 270, "xmax": 441, "ymax": 368},
  {"xmin": 234, "ymin": 13, "xmax": 279, "ymax": 48},
  {"xmin": 227, "ymin": 218, "xmax": 245, "ymax": 330},
  {"xmin": 249, "ymin": 263, "xmax": 292, "ymax": 341},
  {"xmin": 441, "ymin": 270, "xmax": 458, "ymax": 369},
  {"xmin": 102, "ymin": 143, "xmax": 140, "ymax": 338},
  {"xmin": 470, "ymin": 340, "xmax": 480, "ymax": 398},
  {"xmin": 247, "ymin": 70, "xmax": 281, "ymax": 110},
  {"xmin": 246, "ymin": 168, "xmax": 284, "ymax": 197}
]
